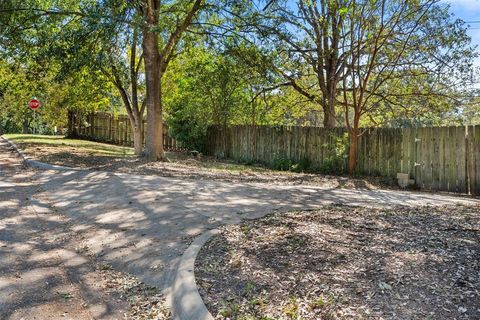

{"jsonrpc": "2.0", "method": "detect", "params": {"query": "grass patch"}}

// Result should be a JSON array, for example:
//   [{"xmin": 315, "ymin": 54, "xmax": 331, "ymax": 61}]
[{"xmin": 4, "ymin": 134, "xmax": 135, "ymax": 157}]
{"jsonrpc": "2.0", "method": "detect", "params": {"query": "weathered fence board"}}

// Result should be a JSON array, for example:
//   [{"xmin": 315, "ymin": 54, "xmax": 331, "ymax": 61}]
[
  {"xmin": 467, "ymin": 125, "xmax": 480, "ymax": 195},
  {"xmin": 73, "ymin": 112, "xmax": 182, "ymax": 151},
  {"xmin": 206, "ymin": 124, "xmax": 480, "ymax": 195},
  {"xmin": 74, "ymin": 112, "xmax": 479, "ymax": 195}
]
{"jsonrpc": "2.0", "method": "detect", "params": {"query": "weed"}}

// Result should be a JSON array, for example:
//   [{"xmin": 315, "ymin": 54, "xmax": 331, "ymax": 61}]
[
  {"xmin": 57, "ymin": 292, "xmax": 73, "ymax": 300},
  {"xmin": 310, "ymin": 296, "xmax": 326, "ymax": 309},
  {"xmin": 240, "ymin": 225, "xmax": 251, "ymax": 235},
  {"xmin": 242, "ymin": 281, "xmax": 257, "ymax": 296},
  {"xmin": 272, "ymin": 153, "xmax": 311, "ymax": 173},
  {"xmin": 283, "ymin": 297, "xmax": 299, "ymax": 319},
  {"xmin": 219, "ymin": 301, "xmax": 240, "ymax": 318}
]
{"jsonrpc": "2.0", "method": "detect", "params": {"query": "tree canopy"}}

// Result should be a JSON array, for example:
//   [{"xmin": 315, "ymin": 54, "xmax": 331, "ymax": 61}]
[{"xmin": 0, "ymin": 0, "xmax": 478, "ymax": 170}]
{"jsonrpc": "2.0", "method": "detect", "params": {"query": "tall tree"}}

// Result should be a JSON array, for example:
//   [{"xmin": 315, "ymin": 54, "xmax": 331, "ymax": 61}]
[
  {"xmin": 259, "ymin": 0, "xmax": 476, "ymax": 173},
  {"xmin": 0, "ymin": 58, "xmax": 113, "ymax": 135},
  {"xmin": 81, "ymin": 2, "xmax": 147, "ymax": 154},
  {"xmin": 1, "ymin": 0, "xmax": 205, "ymax": 159},
  {"xmin": 336, "ymin": 0, "xmax": 476, "ymax": 173},
  {"xmin": 106, "ymin": 28, "xmax": 146, "ymax": 155},
  {"xmin": 258, "ymin": 0, "xmax": 350, "ymax": 128},
  {"xmin": 134, "ymin": 0, "xmax": 204, "ymax": 160},
  {"xmin": 29, "ymin": 0, "xmax": 148, "ymax": 153}
]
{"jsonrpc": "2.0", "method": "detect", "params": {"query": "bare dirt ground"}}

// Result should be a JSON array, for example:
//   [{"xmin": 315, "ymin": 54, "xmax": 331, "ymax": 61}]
[
  {"xmin": 0, "ymin": 139, "xmax": 169, "ymax": 319},
  {"xmin": 196, "ymin": 205, "xmax": 480, "ymax": 320},
  {"xmin": 20, "ymin": 142, "xmax": 395, "ymax": 190}
]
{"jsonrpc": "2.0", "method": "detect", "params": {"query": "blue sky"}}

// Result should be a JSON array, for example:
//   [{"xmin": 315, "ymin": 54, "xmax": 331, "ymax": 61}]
[
  {"xmin": 278, "ymin": 0, "xmax": 480, "ymax": 68},
  {"xmin": 275, "ymin": 0, "xmax": 480, "ymax": 86}
]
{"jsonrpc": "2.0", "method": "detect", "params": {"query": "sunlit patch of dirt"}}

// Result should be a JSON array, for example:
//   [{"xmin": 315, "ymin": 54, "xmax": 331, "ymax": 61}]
[{"xmin": 20, "ymin": 142, "xmax": 395, "ymax": 190}]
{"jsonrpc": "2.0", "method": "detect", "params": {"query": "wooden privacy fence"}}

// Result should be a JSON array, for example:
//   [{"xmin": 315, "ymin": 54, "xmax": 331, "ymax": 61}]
[
  {"xmin": 205, "ymin": 125, "xmax": 480, "ymax": 195},
  {"xmin": 73, "ymin": 112, "xmax": 182, "ymax": 150}
]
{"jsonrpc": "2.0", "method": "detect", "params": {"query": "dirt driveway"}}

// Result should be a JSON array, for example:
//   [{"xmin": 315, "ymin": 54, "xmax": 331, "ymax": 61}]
[
  {"xmin": 1, "ymin": 137, "xmax": 479, "ymax": 319},
  {"xmin": 0, "ymin": 140, "xmax": 168, "ymax": 320},
  {"xmin": 29, "ymin": 154, "xmax": 479, "ymax": 294}
]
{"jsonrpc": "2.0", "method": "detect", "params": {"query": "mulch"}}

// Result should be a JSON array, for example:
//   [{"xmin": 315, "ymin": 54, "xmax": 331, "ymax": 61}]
[{"xmin": 195, "ymin": 205, "xmax": 480, "ymax": 319}]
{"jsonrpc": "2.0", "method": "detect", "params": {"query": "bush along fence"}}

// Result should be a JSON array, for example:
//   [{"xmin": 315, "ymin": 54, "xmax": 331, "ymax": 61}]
[
  {"xmin": 205, "ymin": 125, "xmax": 480, "ymax": 195},
  {"xmin": 69, "ymin": 112, "xmax": 183, "ymax": 151}
]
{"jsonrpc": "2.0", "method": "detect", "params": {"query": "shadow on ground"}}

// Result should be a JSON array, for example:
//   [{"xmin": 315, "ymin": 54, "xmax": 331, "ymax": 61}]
[
  {"xmin": 28, "ymin": 166, "xmax": 479, "ymax": 297},
  {"xmin": 196, "ymin": 206, "xmax": 480, "ymax": 319}
]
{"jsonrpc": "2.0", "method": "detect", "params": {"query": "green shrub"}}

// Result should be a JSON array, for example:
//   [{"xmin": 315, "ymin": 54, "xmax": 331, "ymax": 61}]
[
  {"xmin": 166, "ymin": 116, "xmax": 206, "ymax": 152},
  {"xmin": 270, "ymin": 132, "xmax": 349, "ymax": 174},
  {"xmin": 271, "ymin": 153, "xmax": 311, "ymax": 173},
  {"xmin": 317, "ymin": 132, "xmax": 349, "ymax": 174},
  {"xmin": 272, "ymin": 153, "xmax": 292, "ymax": 171}
]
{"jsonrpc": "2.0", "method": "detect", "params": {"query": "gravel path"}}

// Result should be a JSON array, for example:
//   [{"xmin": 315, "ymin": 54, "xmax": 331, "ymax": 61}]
[
  {"xmin": 0, "ymin": 139, "xmax": 169, "ymax": 320},
  {"xmin": 2, "ymin": 137, "xmax": 479, "ymax": 319}
]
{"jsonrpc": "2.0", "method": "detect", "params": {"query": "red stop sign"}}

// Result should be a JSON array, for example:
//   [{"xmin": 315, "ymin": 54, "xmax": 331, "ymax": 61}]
[{"xmin": 29, "ymin": 99, "xmax": 40, "ymax": 109}]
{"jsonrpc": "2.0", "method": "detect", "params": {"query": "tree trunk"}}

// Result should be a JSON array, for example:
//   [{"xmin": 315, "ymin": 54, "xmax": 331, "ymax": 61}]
[
  {"xmin": 348, "ymin": 128, "xmax": 359, "ymax": 174},
  {"xmin": 66, "ymin": 110, "xmax": 78, "ymax": 137},
  {"xmin": 22, "ymin": 119, "xmax": 29, "ymax": 134},
  {"xmin": 222, "ymin": 111, "xmax": 228, "ymax": 158},
  {"xmin": 251, "ymin": 98, "xmax": 257, "ymax": 160},
  {"xmin": 142, "ymin": 25, "xmax": 164, "ymax": 161},
  {"xmin": 129, "ymin": 115, "xmax": 144, "ymax": 156},
  {"xmin": 323, "ymin": 97, "xmax": 336, "ymax": 128}
]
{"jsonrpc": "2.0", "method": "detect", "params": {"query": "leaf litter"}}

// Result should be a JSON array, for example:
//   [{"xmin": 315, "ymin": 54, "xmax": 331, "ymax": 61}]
[
  {"xmin": 72, "ymin": 227, "xmax": 171, "ymax": 319},
  {"xmin": 98, "ymin": 266, "xmax": 170, "ymax": 319},
  {"xmin": 195, "ymin": 205, "xmax": 480, "ymax": 319},
  {"xmin": 23, "ymin": 143, "xmax": 394, "ymax": 190}
]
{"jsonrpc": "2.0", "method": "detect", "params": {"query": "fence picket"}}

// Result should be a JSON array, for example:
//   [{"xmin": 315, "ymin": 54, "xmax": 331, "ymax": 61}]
[
  {"xmin": 74, "ymin": 112, "xmax": 479, "ymax": 195},
  {"xmin": 73, "ymin": 112, "xmax": 182, "ymax": 151},
  {"xmin": 204, "ymin": 124, "xmax": 479, "ymax": 195}
]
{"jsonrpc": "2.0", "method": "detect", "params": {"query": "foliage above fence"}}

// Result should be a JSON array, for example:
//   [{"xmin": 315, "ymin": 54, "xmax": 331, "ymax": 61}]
[{"xmin": 205, "ymin": 125, "xmax": 480, "ymax": 195}]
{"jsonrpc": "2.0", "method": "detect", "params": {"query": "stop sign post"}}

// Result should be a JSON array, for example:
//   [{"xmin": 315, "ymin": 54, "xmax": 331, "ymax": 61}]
[{"xmin": 28, "ymin": 98, "xmax": 41, "ymax": 134}]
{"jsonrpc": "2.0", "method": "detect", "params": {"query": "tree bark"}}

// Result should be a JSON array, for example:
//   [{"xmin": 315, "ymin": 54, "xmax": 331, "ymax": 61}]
[
  {"xmin": 22, "ymin": 119, "xmax": 29, "ymax": 134},
  {"xmin": 348, "ymin": 127, "xmax": 359, "ymax": 174},
  {"xmin": 103, "ymin": 26, "xmax": 146, "ymax": 157},
  {"xmin": 140, "ymin": 0, "xmax": 202, "ymax": 161},
  {"xmin": 66, "ymin": 110, "xmax": 78, "ymax": 137},
  {"xmin": 323, "ymin": 97, "xmax": 337, "ymax": 128},
  {"xmin": 129, "ymin": 28, "xmax": 144, "ymax": 156},
  {"xmin": 129, "ymin": 115, "xmax": 144, "ymax": 156},
  {"xmin": 143, "ymin": 26, "xmax": 164, "ymax": 160},
  {"xmin": 117, "ymin": 87, "xmax": 144, "ymax": 156},
  {"xmin": 223, "ymin": 111, "xmax": 228, "ymax": 158}
]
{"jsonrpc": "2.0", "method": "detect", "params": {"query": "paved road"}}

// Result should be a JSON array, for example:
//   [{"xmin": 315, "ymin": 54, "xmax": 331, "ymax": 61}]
[
  {"xmin": 1, "ymin": 138, "xmax": 479, "ymax": 317},
  {"xmin": 0, "ymin": 140, "xmax": 128, "ymax": 319}
]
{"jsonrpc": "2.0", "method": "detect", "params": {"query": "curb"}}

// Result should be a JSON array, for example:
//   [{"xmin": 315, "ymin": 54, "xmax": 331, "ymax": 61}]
[
  {"xmin": 171, "ymin": 229, "xmax": 219, "ymax": 320},
  {"xmin": 1, "ymin": 136, "xmax": 80, "ymax": 171},
  {"xmin": 3, "ymin": 135, "xmax": 218, "ymax": 319}
]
